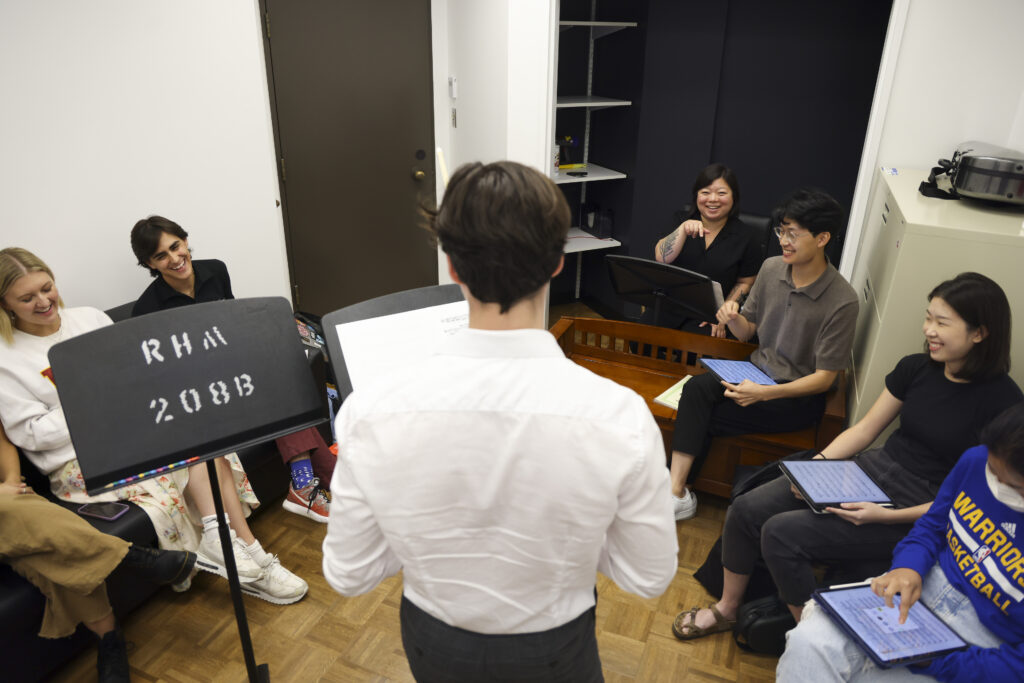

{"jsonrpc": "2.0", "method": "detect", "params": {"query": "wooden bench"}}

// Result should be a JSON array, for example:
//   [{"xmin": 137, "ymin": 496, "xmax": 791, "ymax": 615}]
[{"xmin": 549, "ymin": 316, "xmax": 847, "ymax": 498}]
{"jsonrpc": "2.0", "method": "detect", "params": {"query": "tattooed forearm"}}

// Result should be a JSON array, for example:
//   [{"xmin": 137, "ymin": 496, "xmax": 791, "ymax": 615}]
[
  {"xmin": 659, "ymin": 231, "xmax": 679, "ymax": 261},
  {"xmin": 726, "ymin": 283, "xmax": 749, "ymax": 302}
]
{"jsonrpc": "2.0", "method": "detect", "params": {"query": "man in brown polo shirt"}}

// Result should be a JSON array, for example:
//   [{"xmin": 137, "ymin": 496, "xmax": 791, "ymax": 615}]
[{"xmin": 669, "ymin": 188, "xmax": 859, "ymax": 520}]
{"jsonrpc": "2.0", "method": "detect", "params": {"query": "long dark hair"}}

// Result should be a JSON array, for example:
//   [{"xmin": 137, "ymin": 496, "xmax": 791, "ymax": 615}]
[{"xmin": 927, "ymin": 272, "xmax": 1012, "ymax": 381}]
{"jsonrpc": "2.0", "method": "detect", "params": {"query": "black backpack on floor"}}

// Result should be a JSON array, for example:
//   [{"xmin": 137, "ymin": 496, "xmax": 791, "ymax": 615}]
[{"xmin": 733, "ymin": 595, "xmax": 796, "ymax": 656}]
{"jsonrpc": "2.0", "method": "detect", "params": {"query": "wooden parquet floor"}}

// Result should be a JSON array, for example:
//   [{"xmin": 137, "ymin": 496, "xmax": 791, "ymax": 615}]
[{"xmin": 49, "ymin": 494, "xmax": 778, "ymax": 682}]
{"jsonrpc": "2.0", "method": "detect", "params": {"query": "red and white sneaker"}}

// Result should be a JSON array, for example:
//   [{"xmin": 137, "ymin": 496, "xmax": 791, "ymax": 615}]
[{"xmin": 282, "ymin": 478, "xmax": 330, "ymax": 523}]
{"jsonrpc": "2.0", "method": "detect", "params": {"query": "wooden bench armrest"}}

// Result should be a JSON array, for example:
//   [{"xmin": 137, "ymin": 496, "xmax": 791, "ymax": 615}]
[{"xmin": 549, "ymin": 316, "xmax": 757, "ymax": 379}]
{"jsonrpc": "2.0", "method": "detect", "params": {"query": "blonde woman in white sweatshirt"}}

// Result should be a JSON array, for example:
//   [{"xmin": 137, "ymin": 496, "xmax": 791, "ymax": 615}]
[{"xmin": 0, "ymin": 247, "xmax": 306, "ymax": 603}]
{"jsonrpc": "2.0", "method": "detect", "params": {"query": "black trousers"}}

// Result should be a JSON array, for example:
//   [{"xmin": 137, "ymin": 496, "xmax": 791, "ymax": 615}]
[
  {"xmin": 400, "ymin": 596, "xmax": 603, "ymax": 683},
  {"xmin": 721, "ymin": 448, "xmax": 937, "ymax": 607},
  {"xmin": 671, "ymin": 371, "xmax": 826, "ymax": 476}
]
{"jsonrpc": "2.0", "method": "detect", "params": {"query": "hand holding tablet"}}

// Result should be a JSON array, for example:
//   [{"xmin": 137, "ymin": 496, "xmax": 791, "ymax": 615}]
[
  {"xmin": 780, "ymin": 460, "xmax": 894, "ymax": 514},
  {"xmin": 826, "ymin": 500, "xmax": 897, "ymax": 526}
]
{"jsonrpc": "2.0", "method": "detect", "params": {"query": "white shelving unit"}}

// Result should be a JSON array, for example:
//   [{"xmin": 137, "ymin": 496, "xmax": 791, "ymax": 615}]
[
  {"xmin": 552, "ymin": 11, "xmax": 635, "ymax": 187},
  {"xmin": 556, "ymin": 95, "xmax": 631, "ymax": 109},
  {"xmin": 553, "ymin": 163, "xmax": 626, "ymax": 184},
  {"xmin": 563, "ymin": 228, "xmax": 621, "ymax": 298},
  {"xmin": 558, "ymin": 20, "xmax": 637, "ymax": 39},
  {"xmin": 564, "ymin": 227, "xmax": 621, "ymax": 253},
  {"xmin": 551, "ymin": 3, "xmax": 636, "ymax": 299}
]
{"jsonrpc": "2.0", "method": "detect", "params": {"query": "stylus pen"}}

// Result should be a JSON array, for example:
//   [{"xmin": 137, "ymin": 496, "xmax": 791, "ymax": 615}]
[{"xmin": 828, "ymin": 579, "xmax": 874, "ymax": 589}]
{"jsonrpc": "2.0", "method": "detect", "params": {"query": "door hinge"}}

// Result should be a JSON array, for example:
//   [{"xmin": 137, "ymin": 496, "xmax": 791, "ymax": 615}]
[
  {"xmin": 280, "ymin": 157, "xmax": 286, "ymax": 182},
  {"xmin": 292, "ymin": 284, "xmax": 300, "ymax": 308},
  {"xmin": 451, "ymin": 107, "xmax": 457, "ymax": 128},
  {"xmin": 264, "ymin": 12, "xmax": 270, "ymax": 39}
]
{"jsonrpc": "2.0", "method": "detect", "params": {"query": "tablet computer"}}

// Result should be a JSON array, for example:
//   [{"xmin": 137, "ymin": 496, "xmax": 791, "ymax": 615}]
[
  {"xmin": 699, "ymin": 358, "xmax": 777, "ymax": 385},
  {"xmin": 779, "ymin": 460, "xmax": 893, "ymax": 514},
  {"xmin": 814, "ymin": 584, "xmax": 968, "ymax": 668}
]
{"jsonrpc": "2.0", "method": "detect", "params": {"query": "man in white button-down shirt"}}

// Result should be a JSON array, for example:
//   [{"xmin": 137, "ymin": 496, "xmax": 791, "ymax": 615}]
[{"xmin": 323, "ymin": 160, "xmax": 678, "ymax": 682}]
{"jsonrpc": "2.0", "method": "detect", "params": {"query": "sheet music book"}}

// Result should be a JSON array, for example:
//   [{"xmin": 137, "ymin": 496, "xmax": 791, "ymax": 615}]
[
  {"xmin": 333, "ymin": 300, "xmax": 469, "ymax": 393},
  {"xmin": 699, "ymin": 358, "xmax": 777, "ymax": 385},
  {"xmin": 814, "ymin": 585, "xmax": 967, "ymax": 668},
  {"xmin": 780, "ymin": 460, "xmax": 893, "ymax": 514},
  {"xmin": 653, "ymin": 375, "xmax": 692, "ymax": 409}
]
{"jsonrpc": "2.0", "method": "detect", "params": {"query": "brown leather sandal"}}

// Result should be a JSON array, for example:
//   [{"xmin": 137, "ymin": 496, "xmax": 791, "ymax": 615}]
[{"xmin": 671, "ymin": 604, "xmax": 736, "ymax": 640}]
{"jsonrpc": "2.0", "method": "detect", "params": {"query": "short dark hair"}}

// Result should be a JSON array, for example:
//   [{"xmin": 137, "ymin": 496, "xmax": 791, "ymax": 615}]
[
  {"xmin": 927, "ymin": 272, "xmax": 1012, "ymax": 381},
  {"xmin": 424, "ymin": 161, "xmax": 570, "ymax": 313},
  {"xmin": 130, "ymin": 216, "xmax": 189, "ymax": 277},
  {"xmin": 981, "ymin": 402, "xmax": 1024, "ymax": 477},
  {"xmin": 775, "ymin": 188, "xmax": 844, "ymax": 239},
  {"xmin": 691, "ymin": 163, "xmax": 741, "ymax": 218}
]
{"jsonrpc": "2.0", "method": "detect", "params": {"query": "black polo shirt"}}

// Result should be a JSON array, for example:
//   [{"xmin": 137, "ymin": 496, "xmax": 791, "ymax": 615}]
[
  {"xmin": 131, "ymin": 259, "xmax": 234, "ymax": 317},
  {"xmin": 670, "ymin": 216, "xmax": 762, "ymax": 296}
]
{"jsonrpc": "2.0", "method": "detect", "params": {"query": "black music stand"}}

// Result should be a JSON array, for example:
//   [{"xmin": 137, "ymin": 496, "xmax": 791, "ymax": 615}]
[
  {"xmin": 49, "ymin": 297, "xmax": 327, "ymax": 683},
  {"xmin": 322, "ymin": 284, "xmax": 465, "ymax": 400},
  {"xmin": 605, "ymin": 255, "xmax": 722, "ymax": 326}
]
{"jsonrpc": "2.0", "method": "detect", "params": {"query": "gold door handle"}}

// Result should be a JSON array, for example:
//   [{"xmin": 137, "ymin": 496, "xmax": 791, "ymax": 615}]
[{"xmin": 412, "ymin": 169, "xmax": 426, "ymax": 181}]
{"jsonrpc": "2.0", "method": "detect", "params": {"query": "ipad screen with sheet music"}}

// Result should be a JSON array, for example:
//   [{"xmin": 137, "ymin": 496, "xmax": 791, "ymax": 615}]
[{"xmin": 814, "ymin": 585, "xmax": 967, "ymax": 667}]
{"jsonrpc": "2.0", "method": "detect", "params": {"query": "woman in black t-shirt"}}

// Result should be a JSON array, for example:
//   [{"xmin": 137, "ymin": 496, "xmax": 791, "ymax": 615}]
[
  {"xmin": 672, "ymin": 272, "xmax": 1022, "ymax": 641},
  {"xmin": 652, "ymin": 164, "xmax": 763, "ymax": 337}
]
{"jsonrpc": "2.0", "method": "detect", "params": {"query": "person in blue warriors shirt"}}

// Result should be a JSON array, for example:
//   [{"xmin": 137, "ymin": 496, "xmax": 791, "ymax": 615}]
[{"xmin": 779, "ymin": 401, "xmax": 1024, "ymax": 682}]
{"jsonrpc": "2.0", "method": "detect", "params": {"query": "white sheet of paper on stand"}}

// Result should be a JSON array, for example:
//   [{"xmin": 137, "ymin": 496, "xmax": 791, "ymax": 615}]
[{"xmin": 335, "ymin": 300, "xmax": 469, "ymax": 393}]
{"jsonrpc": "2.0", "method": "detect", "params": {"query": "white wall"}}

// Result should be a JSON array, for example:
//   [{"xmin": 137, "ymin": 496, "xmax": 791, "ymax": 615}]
[
  {"xmin": 444, "ymin": 0, "xmax": 511, "ymax": 169},
  {"xmin": 506, "ymin": 1, "xmax": 558, "ymax": 169},
  {"xmin": 0, "ymin": 1, "xmax": 288, "ymax": 311},
  {"xmin": 876, "ymin": 0, "xmax": 1024, "ymax": 167},
  {"xmin": 431, "ymin": 0, "xmax": 556, "ymax": 283},
  {"xmin": 842, "ymin": 0, "xmax": 1024, "ymax": 278}
]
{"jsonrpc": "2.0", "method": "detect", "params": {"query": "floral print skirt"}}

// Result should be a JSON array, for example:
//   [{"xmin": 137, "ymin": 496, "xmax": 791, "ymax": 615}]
[{"xmin": 49, "ymin": 454, "xmax": 259, "ymax": 551}]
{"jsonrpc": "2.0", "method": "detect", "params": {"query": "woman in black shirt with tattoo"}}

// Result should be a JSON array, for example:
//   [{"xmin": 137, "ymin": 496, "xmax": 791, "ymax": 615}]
[{"xmin": 653, "ymin": 164, "xmax": 763, "ymax": 337}]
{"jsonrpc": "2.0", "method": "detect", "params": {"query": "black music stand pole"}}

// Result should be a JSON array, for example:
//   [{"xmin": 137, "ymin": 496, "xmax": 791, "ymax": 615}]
[{"xmin": 207, "ymin": 458, "xmax": 270, "ymax": 682}]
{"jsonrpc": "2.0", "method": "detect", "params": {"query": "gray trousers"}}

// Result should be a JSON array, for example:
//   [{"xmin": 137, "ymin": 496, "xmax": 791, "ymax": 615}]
[{"xmin": 721, "ymin": 448, "xmax": 938, "ymax": 607}]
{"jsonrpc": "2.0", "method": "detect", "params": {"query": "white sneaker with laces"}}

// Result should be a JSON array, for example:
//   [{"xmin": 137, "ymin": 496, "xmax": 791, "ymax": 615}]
[
  {"xmin": 196, "ymin": 528, "xmax": 262, "ymax": 581},
  {"xmin": 673, "ymin": 489, "xmax": 697, "ymax": 521},
  {"xmin": 241, "ymin": 555, "xmax": 308, "ymax": 605}
]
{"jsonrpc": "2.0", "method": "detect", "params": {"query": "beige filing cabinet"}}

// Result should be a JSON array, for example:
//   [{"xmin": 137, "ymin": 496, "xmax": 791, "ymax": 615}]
[{"xmin": 848, "ymin": 167, "xmax": 1024, "ymax": 428}]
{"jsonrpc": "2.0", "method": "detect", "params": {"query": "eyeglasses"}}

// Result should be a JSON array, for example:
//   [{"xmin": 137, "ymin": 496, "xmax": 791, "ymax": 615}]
[{"xmin": 773, "ymin": 226, "xmax": 810, "ymax": 244}]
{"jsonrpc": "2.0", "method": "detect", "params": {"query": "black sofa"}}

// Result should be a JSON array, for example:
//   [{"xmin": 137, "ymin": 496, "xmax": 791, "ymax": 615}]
[{"xmin": 1, "ymin": 444, "xmax": 289, "ymax": 682}]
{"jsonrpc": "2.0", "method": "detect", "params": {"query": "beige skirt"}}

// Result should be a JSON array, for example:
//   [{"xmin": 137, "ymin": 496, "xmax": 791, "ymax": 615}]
[{"xmin": 48, "ymin": 454, "xmax": 259, "ymax": 551}]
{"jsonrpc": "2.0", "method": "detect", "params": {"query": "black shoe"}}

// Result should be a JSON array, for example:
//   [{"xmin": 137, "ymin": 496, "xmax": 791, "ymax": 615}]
[
  {"xmin": 120, "ymin": 544, "xmax": 197, "ymax": 585},
  {"xmin": 97, "ymin": 628, "xmax": 130, "ymax": 682}
]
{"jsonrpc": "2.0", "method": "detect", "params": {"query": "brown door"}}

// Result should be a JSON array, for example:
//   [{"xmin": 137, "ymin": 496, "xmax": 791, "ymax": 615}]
[{"xmin": 262, "ymin": 0, "xmax": 437, "ymax": 316}]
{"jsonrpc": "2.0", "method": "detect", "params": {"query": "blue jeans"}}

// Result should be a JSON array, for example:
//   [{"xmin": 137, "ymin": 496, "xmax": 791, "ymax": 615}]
[
  {"xmin": 777, "ymin": 565, "xmax": 1003, "ymax": 682},
  {"xmin": 399, "ymin": 596, "xmax": 603, "ymax": 682}
]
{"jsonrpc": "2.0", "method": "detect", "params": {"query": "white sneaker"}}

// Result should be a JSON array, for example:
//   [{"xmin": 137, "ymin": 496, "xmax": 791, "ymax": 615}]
[
  {"xmin": 673, "ymin": 489, "xmax": 697, "ymax": 521},
  {"xmin": 196, "ymin": 528, "xmax": 262, "ymax": 581},
  {"xmin": 241, "ymin": 555, "xmax": 308, "ymax": 605}
]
